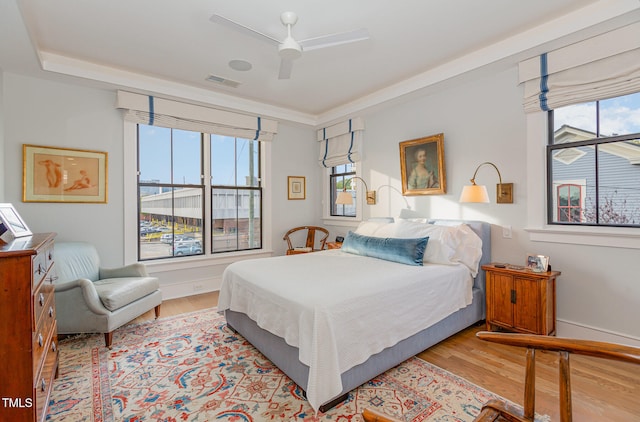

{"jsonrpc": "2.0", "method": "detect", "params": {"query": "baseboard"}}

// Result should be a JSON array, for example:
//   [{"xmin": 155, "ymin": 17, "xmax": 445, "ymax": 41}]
[
  {"xmin": 160, "ymin": 276, "xmax": 222, "ymax": 300},
  {"xmin": 557, "ymin": 319, "xmax": 640, "ymax": 347}
]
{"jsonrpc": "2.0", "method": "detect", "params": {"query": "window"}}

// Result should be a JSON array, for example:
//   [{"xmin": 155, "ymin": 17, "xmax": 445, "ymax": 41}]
[
  {"xmin": 548, "ymin": 92, "xmax": 640, "ymax": 227},
  {"xmin": 210, "ymin": 136, "xmax": 261, "ymax": 253},
  {"xmin": 137, "ymin": 125, "xmax": 261, "ymax": 260},
  {"xmin": 330, "ymin": 163, "xmax": 356, "ymax": 217}
]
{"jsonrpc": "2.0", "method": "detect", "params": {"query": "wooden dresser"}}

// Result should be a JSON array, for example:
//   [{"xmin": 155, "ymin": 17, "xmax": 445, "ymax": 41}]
[{"xmin": 0, "ymin": 233, "xmax": 58, "ymax": 422}]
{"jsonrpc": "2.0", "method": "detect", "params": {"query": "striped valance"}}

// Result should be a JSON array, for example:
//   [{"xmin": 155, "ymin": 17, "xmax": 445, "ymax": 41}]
[
  {"xmin": 116, "ymin": 91, "xmax": 278, "ymax": 141},
  {"xmin": 519, "ymin": 22, "xmax": 640, "ymax": 113},
  {"xmin": 317, "ymin": 117, "xmax": 365, "ymax": 167}
]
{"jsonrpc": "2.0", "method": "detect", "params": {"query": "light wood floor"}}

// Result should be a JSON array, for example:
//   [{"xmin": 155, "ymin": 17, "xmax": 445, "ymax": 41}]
[{"xmin": 133, "ymin": 292, "xmax": 640, "ymax": 421}]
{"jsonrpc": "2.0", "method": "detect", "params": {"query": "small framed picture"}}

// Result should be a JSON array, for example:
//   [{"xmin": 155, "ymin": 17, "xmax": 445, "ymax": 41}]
[
  {"xmin": 288, "ymin": 176, "xmax": 306, "ymax": 200},
  {"xmin": 0, "ymin": 203, "xmax": 32, "ymax": 239},
  {"xmin": 526, "ymin": 254, "xmax": 549, "ymax": 272}
]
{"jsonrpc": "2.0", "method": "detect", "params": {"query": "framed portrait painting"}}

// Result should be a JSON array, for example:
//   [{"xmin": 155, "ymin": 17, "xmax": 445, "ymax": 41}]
[
  {"xmin": 287, "ymin": 176, "xmax": 306, "ymax": 200},
  {"xmin": 23, "ymin": 144, "xmax": 108, "ymax": 203},
  {"xmin": 399, "ymin": 133, "xmax": 446, "ymax": 195}
]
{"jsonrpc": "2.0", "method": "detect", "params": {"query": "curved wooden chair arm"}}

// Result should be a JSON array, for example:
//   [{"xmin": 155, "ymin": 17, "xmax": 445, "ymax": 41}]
[
  {"xmin": 282, "ymin": 226, "xmax": 330, "ymax": 253},
  {"xmin": 361, "ymin": 407, "xmax": 404, "ymax": 422},
  {"xmin": 476, "ymin": 331, "xmax": 640, "ymax": 365},
  {"xmin": 473, "ymin": 331, "xmax": 640, "ymax": 422}
]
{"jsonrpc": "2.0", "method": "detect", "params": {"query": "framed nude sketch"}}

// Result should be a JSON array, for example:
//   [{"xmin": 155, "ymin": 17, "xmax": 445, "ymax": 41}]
[
  {"xmin": 23, "ymin": 144, "xmax": 108, "ymax": 203},
  {"xmin": 399, "ymin": 133, "xmax": 446, "ymax": 196}
]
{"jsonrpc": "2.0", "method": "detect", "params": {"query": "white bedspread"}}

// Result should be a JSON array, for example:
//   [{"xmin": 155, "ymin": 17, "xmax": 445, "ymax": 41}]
[{"xmin": 217, "ymin": 249, "xmax": 473, "ymax": 412}]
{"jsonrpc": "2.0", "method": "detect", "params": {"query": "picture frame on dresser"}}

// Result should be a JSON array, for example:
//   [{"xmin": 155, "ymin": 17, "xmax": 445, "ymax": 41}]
[{"xmin": 0, "ymin": 203, "xmax": 32, "ymax": 239}]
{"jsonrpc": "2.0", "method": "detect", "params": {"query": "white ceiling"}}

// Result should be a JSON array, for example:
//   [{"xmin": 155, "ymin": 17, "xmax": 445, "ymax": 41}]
[{"xmin": 2, "ymin": 0, "xmax": 640, "ymax": 125}]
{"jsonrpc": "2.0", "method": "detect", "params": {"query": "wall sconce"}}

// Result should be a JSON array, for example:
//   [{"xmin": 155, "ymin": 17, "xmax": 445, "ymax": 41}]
[
  {"xmin": 459, "ymin": 162, "xmax": 513, "ymax": 204},
  {"xmin": 376, "ymin": 184, "xmax": 411, "ymax": 209},
  {"xmin": 336, "ymin": 176, "xmax": 376, "ymax": 205}
]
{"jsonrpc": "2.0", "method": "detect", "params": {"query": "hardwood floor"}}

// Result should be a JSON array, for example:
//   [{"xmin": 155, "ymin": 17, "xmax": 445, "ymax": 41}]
[{"xmin": 134, "ymin": 292, "xmax": 640, "ymax": 421}]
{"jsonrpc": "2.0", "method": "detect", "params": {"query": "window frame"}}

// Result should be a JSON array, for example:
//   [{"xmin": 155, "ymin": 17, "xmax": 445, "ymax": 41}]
[
  {"xmin": 546, "ymin": 104, "xmax": 640, "ymax": 229},
  {"xmin": 124, "ymin": 121, "xmax": 273, "ymax": 266},
  {"xmin": 525, "ymin": 112, "xmax": 640, "ymax": 249},
  {"xmin": 323, "ymin": 164, "xmax": 365, "ymax": 225},
  {"xmin": 329, "ymin": 163, "xmax": 356, "ymax": 218}
]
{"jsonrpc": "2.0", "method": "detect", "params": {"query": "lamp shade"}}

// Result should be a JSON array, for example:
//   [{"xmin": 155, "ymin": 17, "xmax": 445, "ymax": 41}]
[
  {"xmin": 336, "ymin": 190, "xmax": 354, "ymax": 205},
  {"xmin": 459, "ymin": 184, "xmax": 490, "ymax": 203}
]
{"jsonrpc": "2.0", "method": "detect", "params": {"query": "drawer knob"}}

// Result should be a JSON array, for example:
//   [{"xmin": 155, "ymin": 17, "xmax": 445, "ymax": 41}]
[
  {"xmin": 38, "ymin": 333, "xmax": 43, "ymax": 347},
  {"xmin": 39, "ymin": 293, "xmax": 45, "ymax": 306},
  {"xmin": 49, "ymin": 306, "xmax": 54, "ymax": 318},
  {"xmin": 41, "ymin": 378, "xmax": 46, "ymax": 392},
  {"xmin": 52, "ymin": 341, "xmax": 57, "ymax": 353}
]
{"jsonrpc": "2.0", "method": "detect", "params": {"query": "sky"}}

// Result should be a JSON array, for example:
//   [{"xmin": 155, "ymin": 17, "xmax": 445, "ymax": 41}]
[
  {"xmin": 138, "ymin": 125, "xmax": 258, "ymax": 187},
  {"xmin": 554, "ymin": 92, "xmax": 640, "ymax": 136}
]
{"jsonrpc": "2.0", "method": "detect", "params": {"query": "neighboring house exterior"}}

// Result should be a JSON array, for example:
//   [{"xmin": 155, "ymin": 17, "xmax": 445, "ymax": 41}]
[{"xmin": 551, "ymin": 125, "xmax": 640, "ymax": 225}]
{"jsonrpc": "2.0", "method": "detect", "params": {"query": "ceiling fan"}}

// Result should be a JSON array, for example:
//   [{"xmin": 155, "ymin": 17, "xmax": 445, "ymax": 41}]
[{"xmin": 210, "ymin": 11, "xmax": 369, "ymax": 80}]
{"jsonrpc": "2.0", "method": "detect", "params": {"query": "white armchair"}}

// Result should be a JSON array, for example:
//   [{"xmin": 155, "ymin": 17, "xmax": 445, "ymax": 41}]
[{"xmin": 54, "ymin": 242, "xmax": 162, "ymax": 348}]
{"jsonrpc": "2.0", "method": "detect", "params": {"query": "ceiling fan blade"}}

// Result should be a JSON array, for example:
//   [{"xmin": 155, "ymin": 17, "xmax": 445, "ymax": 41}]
[
  {"xmin": 299, "ymin": 28, "xmax": 369, "ymax": 51},
  {"xmin": 210, "ymin": 14, "xmax": 280, "ymax": 46},
  {"xmin": 278, "ymin": 58, "xmax": 293, "ymax": 80}
]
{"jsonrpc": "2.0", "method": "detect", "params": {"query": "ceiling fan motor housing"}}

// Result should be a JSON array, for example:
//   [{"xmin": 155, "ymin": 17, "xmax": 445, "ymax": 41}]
[{"xmin": 279, "ymin": 37, "xmax": 302, "ymax": 59}]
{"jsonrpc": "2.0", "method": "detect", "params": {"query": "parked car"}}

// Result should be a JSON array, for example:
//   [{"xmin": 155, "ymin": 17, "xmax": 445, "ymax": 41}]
[
  {"xmin": 174, "ymin": 243, "xmax": 203, "ymax": 255},
  {"xmin": 160, "ymin": 234, "xmax": 174, "ymax": 244}
]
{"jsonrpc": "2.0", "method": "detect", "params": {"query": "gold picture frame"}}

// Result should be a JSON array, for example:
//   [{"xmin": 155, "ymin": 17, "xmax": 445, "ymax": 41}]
[
  {"xmin": 399, "ymin": 133, "xmax": 446, "ymax": 195},
  {"xmin": 23, "ymin": 144, "xmax": 108, "ymax": 203},
  {"xmin": 287, "ymin": 176, "xmax": 306, "ymax": 200}
]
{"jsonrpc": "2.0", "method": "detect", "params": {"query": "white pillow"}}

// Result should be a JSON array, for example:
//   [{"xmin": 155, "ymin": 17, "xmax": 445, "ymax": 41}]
[
  {"xmin": 390, "ymin": 219, "xmax": 483, "ymax": 275},
  {"xmin": 390, "ymin": 219, "xmax": 457, "ymax": 265},
  {"xmin": 449, "ymin": 224, "xmax": 483, "ymax": 276},
  {"xmin": 354, "ymin": 220, "xmax": 392, "ymax": 236}
]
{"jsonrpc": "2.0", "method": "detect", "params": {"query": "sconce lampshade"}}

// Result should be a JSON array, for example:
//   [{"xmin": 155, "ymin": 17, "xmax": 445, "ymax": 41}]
[
  {"xmin": 459, "ymin": 184, "xmax": 490, "ymax": 203},
  {"xmin": 336, "ymin": 190, "xmax": 354, "ymax": 205}
]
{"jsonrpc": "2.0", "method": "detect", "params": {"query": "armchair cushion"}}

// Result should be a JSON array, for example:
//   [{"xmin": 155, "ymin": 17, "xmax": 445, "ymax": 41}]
[{"xmin": 94, "ymin": 276, "xmax": 160, "ymax": 311}]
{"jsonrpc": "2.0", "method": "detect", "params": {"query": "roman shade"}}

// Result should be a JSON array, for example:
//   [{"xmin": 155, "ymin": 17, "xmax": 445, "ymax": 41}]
[
  {"xmin": 519, "ymin": 22, "xmax": 640, "ymax": 113},
  {"xmin": 317, "ymin": 117, "xmax": 365, "ymax": 167},
  {"xmin": 116, "ymin": 91, "xmax": 278, "ymax": 141}
]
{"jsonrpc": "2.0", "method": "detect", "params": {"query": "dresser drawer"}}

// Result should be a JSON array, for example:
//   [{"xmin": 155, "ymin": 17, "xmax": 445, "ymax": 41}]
[
  {"xmin": 33, "ymin": 279, "xmax": 55, "ymax": 330},
  {"xmin": 33, "ymin": 296, "xmax": 56, "ymax": 381},
  {"xmin": 32, "ymin": 250, "xmax": 48, "ymax": 288},
  {"xmin": 34, "ymin": 321, "xmax": 58, "ymax": 422}
]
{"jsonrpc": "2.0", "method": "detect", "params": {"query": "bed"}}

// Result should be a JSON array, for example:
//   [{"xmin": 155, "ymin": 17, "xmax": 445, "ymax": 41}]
[{"xmin": 218, "ymin": 218, "xmax": 491, "ymax": 412}]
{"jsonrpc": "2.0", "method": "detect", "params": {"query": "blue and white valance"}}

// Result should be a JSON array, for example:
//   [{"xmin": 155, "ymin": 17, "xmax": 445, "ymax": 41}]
[
  {"xmin": 519, "ymin": 21, "xmax": 640, "ymax": 113},
  {"xmin": 116, "ymin": 91, "xmax": 278, "ymax": 141},
  {"xmin": 317, "ymin": 117, "xmax": 365, "ymax": 167}
]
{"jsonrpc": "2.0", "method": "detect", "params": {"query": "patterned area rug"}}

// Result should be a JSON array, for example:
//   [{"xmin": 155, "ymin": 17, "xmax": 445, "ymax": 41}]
[{"xmin": 47, "ymin": 308, "xmax": 542, "ymax": 421}]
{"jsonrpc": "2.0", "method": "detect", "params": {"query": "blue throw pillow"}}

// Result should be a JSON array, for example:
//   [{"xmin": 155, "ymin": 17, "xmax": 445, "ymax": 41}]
[{"xmin": 341, "ymin": 231, "xmax": 428, "ymax": 266}]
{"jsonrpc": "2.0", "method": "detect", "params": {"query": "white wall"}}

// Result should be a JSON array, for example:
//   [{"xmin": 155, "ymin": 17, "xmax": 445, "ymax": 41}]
[
  {"xmin": 325, "ymin": 66, "xmax": 640, "ymax": 346},
  {"xmin": 2, "ymin": 72, "xmax": 319, "ymax": 293}
]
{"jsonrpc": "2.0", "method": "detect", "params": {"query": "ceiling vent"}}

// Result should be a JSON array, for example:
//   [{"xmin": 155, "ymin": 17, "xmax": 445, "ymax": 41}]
[{"xmin": 205, "ymin": 74, "xmax": 241, "ymax": 88}]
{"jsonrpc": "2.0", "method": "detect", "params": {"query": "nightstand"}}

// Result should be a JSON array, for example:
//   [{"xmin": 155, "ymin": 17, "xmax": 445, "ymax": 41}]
[
  {"xmin": 483, "ymin": 264, "xmax": 561, "ymax": 335},
  {"xmin": 326, "ymin": 242, "xmax": 343, "ymax": 249}
]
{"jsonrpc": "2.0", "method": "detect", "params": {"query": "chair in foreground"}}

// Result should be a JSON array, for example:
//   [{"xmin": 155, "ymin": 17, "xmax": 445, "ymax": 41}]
[
  {"xmin": 473, "ymin": 331, "xmax": 640, "ymax": 422},
  {"xmin": 54, "ymin": 241, "xmax": 162, "ymax": 348},
  {"xmin": 283, "ymin": 225, "xmax": 329, "ymax": 255}
]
